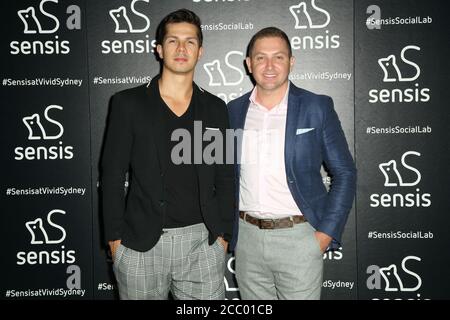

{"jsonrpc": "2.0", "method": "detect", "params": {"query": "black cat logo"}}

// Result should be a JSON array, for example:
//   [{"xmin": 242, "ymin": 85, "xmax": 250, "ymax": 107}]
[
  {"xmin": 17, "ymin": 0, "xmax": 59, "ymax": 34},
  {"xmin": 203, "ymin": 51, "xmax": 244, "ymax": 86},
  {"xmin": 378, "ymin": 45, "xmax": 421, "ymax": 82},
  {"xmin": 22, "ymin": 105, "xmax": 64, "ymax": 140},
  {"xmin": 289, "ymin": 0, "xmax": 330, "ymax": 29},
  {"xmin": 109, "ymin": 0, "xmax": 150, "ymax": 33},
  {"xmin": 379, "ymin": 256, "xmax": 422, "ymax": 292},
  {"xmin": 378, "ymin": 151, "xmax": 421, "ymax": 187},
  {"xmin": 25, "ymin": 209, "xmax": 66, "ymax": 244}
]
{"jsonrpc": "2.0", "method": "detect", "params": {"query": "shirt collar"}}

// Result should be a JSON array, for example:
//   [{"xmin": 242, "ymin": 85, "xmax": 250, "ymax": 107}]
[{"xmin": 249, "ymin": 82, "xmax": 290, "ymax": 112}]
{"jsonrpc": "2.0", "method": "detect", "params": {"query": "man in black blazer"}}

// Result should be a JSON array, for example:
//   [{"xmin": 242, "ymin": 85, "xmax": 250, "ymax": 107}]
[{"xmin": 101, "ymin": 9, "xmax": 234, "ymax": 300}]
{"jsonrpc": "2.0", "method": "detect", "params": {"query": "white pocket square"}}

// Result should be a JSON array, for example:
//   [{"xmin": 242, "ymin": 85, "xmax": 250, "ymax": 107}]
[
  {"xmin": 205, "ymin": 127, "xmax": 220, "ymax": 131},
  {"xmin": 296, "ymin": 128, "xmax": 315, "ymax": 135}
]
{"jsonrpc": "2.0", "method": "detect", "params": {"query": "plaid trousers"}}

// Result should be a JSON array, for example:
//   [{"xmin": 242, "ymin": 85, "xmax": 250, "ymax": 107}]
[{"xmin": 113, "ymin": 223, "xmax": 226, "ymax": 300}]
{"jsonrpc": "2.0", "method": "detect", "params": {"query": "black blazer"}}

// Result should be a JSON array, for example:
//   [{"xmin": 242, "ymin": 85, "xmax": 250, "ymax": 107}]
[{"xmin": 101, "ymin": 75, "xmax": 235, "ymax": 252}]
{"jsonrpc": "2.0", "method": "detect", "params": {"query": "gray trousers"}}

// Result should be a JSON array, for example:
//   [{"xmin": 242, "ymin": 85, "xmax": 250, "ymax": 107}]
[
  {"xmin": 235, "ymin": 218, "xmax": 323, "ymax": 300},
  {"xmin": 113, "ymin": 223, "xmax": 226, "ymax": 300}
]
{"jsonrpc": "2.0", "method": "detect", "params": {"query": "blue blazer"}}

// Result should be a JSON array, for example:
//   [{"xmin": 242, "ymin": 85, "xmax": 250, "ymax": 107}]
[{"xmin": 227, "ymin": 82, "xmax": 356, "ymax": 251}]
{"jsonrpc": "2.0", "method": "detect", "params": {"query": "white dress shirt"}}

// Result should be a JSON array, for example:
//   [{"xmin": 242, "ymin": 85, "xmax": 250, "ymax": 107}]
[{"xmin": 239, "ymin": 85, "xmax": 303, "ymax": 219}]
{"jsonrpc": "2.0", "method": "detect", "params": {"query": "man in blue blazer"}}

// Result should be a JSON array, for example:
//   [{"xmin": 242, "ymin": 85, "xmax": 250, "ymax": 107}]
[{"xmin": 227, "ymin": 27, "xmax": 356, "ymax": 299}]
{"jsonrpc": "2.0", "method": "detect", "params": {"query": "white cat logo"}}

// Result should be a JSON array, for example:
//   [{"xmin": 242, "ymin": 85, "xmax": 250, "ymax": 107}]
[
  {"xmin": 378, "ymin": 45, "xmax": 421, "ymax": 82},
  {"xmin": 25, "ymin": 209, "xmax": 66, "ymax": 244},
  {"xmin": 379, "ymin": 256, "xmax": 422, "ymax": 292},
  {"xmin": 22, "ymin": 105, "xmax": 64, "ymax": 140},
  {"xmin": 203, "ymin": 51, "xmax": 244, "ymax": 86},
  {"xmin": 17, "ymin": 0, "xmax": 60, "ymax": 34},
  {"xmin": 109, "ymin": 0, "xmax": 150, "ymax": 33},
  {"xmin": 289, "ymin": 0, "xmax": 330, "ymax": 29},
  {"xmin": 379, "ymin": 151, "xmax": 421, "ymax": 187}
]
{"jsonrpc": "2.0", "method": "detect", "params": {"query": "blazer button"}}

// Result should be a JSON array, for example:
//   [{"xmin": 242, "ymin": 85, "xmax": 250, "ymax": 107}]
[{"xmin": 159, "ymin": 201, "xmax": 165, "ymax": 207}]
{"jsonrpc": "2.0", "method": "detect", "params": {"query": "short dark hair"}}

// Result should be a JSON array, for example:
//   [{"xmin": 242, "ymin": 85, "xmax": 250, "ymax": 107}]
[
  {"xmin": 156, "ymin": 9, "xmax": 203, "ymax": 46},
  {"xmin": 247, "ymin": 27, "xmax": 292, "ymax": 58}
]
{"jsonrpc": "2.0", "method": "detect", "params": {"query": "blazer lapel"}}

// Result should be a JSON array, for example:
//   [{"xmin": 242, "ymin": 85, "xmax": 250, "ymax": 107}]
[
  {"xmin": 192, "ymin": 83, "xmax": 204, "ymax": 128},
  {"xmin": 235, "ymin": 94, "xmax": 251, "ymax": 130},
  {"xmin": 192, "ymin": 84, "xmax": 210, "ymax": 201},
  {"xmin": 285, "ymin": 83, "xmax": 302, "ymax": 168},
  {"xmin": 146, "ymin": 76, "xmax": 169, "ymax": 176},
  {"xmin": 235, "ymin": 92, "xmax": 251, "ymax": 170}
]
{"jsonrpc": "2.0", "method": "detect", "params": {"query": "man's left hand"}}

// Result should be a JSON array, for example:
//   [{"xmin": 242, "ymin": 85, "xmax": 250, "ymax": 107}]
[
  {"xmin": 314, "ymin": 231, "xmax": 332, "ymax": 253},
  {"xmin": 217, "ymin": 236, "xmax": 228, "ymax": 253}
]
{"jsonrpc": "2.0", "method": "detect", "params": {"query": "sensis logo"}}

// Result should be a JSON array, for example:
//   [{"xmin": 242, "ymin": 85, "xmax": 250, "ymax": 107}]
[
  {"xmin": 289, "ymin": 0, "xmax": 340, "ymax": 50},
  {"xmin": 367, "ymin": 256, "xmax": 429, "ymax": 300},
  {"xmin": 370, "ymin": 151, "xmax": 431, "ymax": 208},
  {"xmin": 17, "ymin": 209, "xmax": 76, "ymax": 266},
  {"xmin": 10, "ymin": 0, "xmax": 81, "ymax": 55},
  {"xmin": 323, "ymin": 247, "xmax": 343, "ymax": 260},
  {"xmin": 14, "ymin": 105, "xmax": 74, "ymax": 161},
  {"xmin": 369, "ymin": 45, "xmax": 431, "ymax": 104},
  {"xmin": 202, "ymin": 51, "xmax": 246, "ymax": 103},
  {"xmin": 102, "ymin": 0, "xmax": 156, "ymax": 54}
]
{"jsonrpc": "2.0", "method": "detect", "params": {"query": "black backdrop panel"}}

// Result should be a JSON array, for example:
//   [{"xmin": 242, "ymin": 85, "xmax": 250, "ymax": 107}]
[
  {"xmin": 355, "ymin": 0, "xmax": 450, "ymax": 300},
  {"xmin": 1, "ymin": 0, "xmax": 92, "ymax": 299},
  {"xmin": 1, "ymin": 0, "xmax": 449, "ymax": 300},
  {"xmin": 86, "ymin": 0, "xmax": 164, "ymax": 300}
]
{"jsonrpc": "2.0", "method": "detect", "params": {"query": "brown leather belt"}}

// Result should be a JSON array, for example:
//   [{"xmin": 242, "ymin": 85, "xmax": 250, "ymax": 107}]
[{"xmin": 239, "ymin": 211, "xmax": 307, "ymax": 229}]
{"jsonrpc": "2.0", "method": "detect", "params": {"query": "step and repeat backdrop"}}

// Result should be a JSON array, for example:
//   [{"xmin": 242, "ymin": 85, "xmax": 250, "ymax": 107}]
[{"xmin": 1, "ymin": 0, "xmax": 448, "ymax": 300}]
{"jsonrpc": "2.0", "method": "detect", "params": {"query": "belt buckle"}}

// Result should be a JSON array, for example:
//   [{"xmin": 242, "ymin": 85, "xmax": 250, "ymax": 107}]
[
  {"xmin": 287, "ymin": 216, "xmax": 295, "ymax": 228},
  {"xmin": 275, "ymin": 217, "xmax": 294, "ymax": 229},
  {"xmin": 259, "ymin": 219, "xmax": 275, "ymax": 229}
]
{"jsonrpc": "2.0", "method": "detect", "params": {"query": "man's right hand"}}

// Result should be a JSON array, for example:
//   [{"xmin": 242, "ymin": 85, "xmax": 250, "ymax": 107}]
[{"xmin": 108, "ymin": 240, "xmax": 121, "ymax": 260}]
